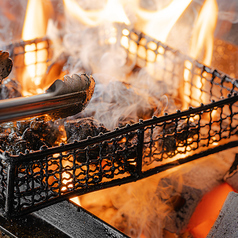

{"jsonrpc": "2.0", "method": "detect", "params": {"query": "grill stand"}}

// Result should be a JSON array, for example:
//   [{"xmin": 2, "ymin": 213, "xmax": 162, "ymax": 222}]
[{"xmin": 0, "ymin": 201, "xmax": 128, "ymax": 238}]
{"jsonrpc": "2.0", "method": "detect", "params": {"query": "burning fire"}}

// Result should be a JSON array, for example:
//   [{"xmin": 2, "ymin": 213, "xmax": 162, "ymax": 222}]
[
  {"xmin": 136, "ymin": 0, "xmax": 192, "ymax": 43},
  {"xmin": 21, "ymin": 0, "xmax": 53, "ymax": 96},
  {"xmin": 63, "ymin": 0, "xmax": 130, "ymax": 26},
  {"xmin": 184, "ymin": 0, "xmax": 218, "ymax": 108},
  {"xmin": 7, "ymin": 0, "xmax": 232, "ymax": 236}
]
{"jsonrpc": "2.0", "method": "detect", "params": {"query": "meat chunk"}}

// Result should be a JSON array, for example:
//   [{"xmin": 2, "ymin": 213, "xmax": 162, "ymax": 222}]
[
  {"xmin": 0, "ymin": 78, "xmax": 22, "ymax": 99},
  {"xmin": 64, "ymin": 117, "xmax": 109, "ymax": 143}
]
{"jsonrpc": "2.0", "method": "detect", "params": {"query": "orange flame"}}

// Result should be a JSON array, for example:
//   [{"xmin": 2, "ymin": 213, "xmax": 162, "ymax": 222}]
[
  {"xmin": 184, "ymin": 0, "xmax": 218, "ymax": 108},
  {"xmin": 190, "ymin": 0, "xmax": 218, "ymax": 65},
  {"xmin": 63, "ymin": 0, "xmax": 130, "ymax": 26},
  {"xmin": 136, "ymin": 0, "xmax": 192, "ymax": 43},
  {"xmin": 21, "ymin": 0, "xmax": 53, "ymax": 96}
]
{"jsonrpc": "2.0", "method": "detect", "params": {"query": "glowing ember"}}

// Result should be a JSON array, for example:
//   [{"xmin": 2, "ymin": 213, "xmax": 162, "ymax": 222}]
[
  {"xmin": 70, "ymin": 196, "xmax": 81, "ymax": 206},
  {"xmin": 187, "ymin": 183, "xmax": 234, "ymax": 238}
]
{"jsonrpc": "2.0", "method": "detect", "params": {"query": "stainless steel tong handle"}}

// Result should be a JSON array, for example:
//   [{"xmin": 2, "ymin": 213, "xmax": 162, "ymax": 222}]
[{"xmin": 0, "ymin": 74, "xmax": 95, "ymax": 123}]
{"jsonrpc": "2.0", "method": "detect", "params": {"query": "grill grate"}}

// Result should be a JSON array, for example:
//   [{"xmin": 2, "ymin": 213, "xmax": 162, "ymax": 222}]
[
  {"xmin": 1, "ymin": 37, "xmax": 53, "ymax": 93},
  {"xmin": 0, "ymin": 27, "xmax": 237, "ymax": 218}
]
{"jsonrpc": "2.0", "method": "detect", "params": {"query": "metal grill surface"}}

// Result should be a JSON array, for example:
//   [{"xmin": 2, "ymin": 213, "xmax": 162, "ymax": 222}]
[{"xmin": 0, "ymin": 28, "xmax": 237, "ymax": 218}]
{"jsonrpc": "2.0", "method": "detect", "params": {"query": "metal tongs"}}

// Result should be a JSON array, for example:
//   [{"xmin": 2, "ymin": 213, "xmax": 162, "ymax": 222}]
[{"xmin": 0, "ymin": 73, "xmax": 95, "ymax": 123}]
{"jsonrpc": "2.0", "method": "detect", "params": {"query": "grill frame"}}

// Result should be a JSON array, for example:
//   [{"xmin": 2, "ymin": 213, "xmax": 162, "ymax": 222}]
[
  {"xmin": 0, "ymin": 28, "xmax": 238, "ymax": 219},
  {"xmin": 1, "ymin": 37, "xmax": 53, "ymax": 95}
]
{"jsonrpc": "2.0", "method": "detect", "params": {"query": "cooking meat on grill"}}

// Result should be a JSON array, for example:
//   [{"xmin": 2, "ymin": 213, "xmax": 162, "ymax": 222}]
[
  {"xmin": 77, "ymin": 80, "xmax": 165, "ymax": 129},
  {"xmin": 0, "ymin": 78, "xmax": 22, "ymax": 99},
  {"xmin": 0, "ymin": 115, "xmax": 66, "ymax": 154},
  {"xmin": 65, "ymin": 117, "xmax": 110, "ymax": 143},
  {"xmin": 0, "ymin": 51, "xmax": 13, "ymax": 82},
  {"xmin": 144, "ymin": 119, "xmax": 199, "ymax": 154},
  {"xmin": 64, "ymin": 117, "xmax": 138, "ymax": 167}
]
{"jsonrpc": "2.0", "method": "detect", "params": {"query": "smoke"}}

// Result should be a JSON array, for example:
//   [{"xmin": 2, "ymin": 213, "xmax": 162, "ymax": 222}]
[
  {"xmin": 193, "ymin": 0, "xmax": 238, "ymax": 23},
  {"xmin": 80, "ymin": 147, "xmax": 236, "ymax": 237},
  {"xmin": 217, "ymin": 0, "xmax": 238, "ymax": 23},
  {"xmin": 80, "ymin": 167, "xmax": 185, "ymax": 238},
  {"xmin": 74, "ymin": 71, "xmax": 169, "ymax": 130},
  {"xmin": 0, "ymin": 1, "xmax": 27, "ymax": 44},
  {"xmin": 62, "ymin": 0, "xmax": 238, "ymax": 131},
  {"xmin": 80, "ymin": 171, "xmax": 171, "ymax": 238},
  {"xmin": 110, "ymin": 175, "xmax": 169, "ymax": 238},
  {"xmin": 62, "ymin": 9, "xmax": 173, "ymax": 129}
]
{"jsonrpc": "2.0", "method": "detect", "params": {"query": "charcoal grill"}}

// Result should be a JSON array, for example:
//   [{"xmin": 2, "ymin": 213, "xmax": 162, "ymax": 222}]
[{"xmin": 0, "ymin": 26, "xmax": 237, "ymax": 222}]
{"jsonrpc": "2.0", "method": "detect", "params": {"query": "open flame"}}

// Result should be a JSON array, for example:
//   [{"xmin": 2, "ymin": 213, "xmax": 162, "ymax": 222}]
[
  {"xmin": 21, "ymin": 0, "xmax": 53, "ymax": 96},
  {"xmin": 13, "ymin": 0, "xmax": 230, "ymax": 236},
  {"xmin": 63, "ymin": 0, "xmax": 130, "ymax": 26},
  {"xmin": 61, "ymin": 0, "xmax": 221, "ymax": 215},
  {"xmin": 184, "ymin": 0, "xmax": 218, "ymax": 108},
  {"xmin": 136, "ymin": 0, "xmax": 192, "ymax": 43}
]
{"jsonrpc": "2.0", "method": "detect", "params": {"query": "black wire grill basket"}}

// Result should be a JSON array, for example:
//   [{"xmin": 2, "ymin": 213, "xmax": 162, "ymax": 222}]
[{"xmin": 0, "ymin": 26, "xmax": 237, "ymax": 218}]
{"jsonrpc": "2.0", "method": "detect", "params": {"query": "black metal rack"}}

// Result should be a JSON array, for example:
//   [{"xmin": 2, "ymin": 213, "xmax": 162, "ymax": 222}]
[{"xmin": 0, "ymin": 27, "xmax": 237, "ymax": 219}]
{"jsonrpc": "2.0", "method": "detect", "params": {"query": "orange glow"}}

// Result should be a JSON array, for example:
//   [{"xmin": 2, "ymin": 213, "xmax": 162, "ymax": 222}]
[
  {"xmin": 63, "ymin": 0, "xmax": 130, "ymax": 26},
  {"xmin": 136, "ymin": 0, "xmax": 192, "ymax": 43},
  {"xmin": 184, "ymin": 0, "xmax": 218, "ymax": 108},
  {"xmin": 22, "ymin": 0, "xmax": 53, "ymax": 96},
  {"xmin": 187, "ymin": 183, "xmax": 234, "ymax": 238},
  {"xmin": 61, "ymin": 157, "xmax": 74, "ymax": 192},
  {"xmin": 63, "ymin": 0, "xmax": 100, "ymax": 26},
  {"xmin": 190, "ymin": 0, "xmax": 218, "ymax": 65},
  {"xmin": 61, "ymin": 171, "xmax": 73, "ymax": 192},
  {"xmin": 70, "ymin": 196, "xmax": 81, "ymax": 206},
  {"xmin": 101, "ymin": 0, "xmax": 130, "ymax": 25}
]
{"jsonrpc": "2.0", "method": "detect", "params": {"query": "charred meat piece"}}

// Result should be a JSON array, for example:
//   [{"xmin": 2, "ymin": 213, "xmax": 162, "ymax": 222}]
[
  {"xmin": 145, "ymin": 119, "xmax": 198, "ymax": 153},
  {"xmin": 65, "ymin": 117, "xmax": 110, "ymax": 163},
  {"xmin": 0, "ymin": 78, "xmax": 22, "ymax": 99},
  {"xmin": 160, "ymin": 120, "xmax": 198, "ymax": 152},
  {"xmin": 0, "ymin": 51, "xmax": 13, "ymax": 82},
  {"xmin": 1, "ymin": 115, "xmax": 66, "ymax": 154},
  {"xmin": 65, "ymin": 117, "xmax": 109, "ymax": 143},
  {"xmin": 29, "ymin": 116, "xmax": 66, "ymax": 146},
  {"xmin": 22, "ymin": 128, "xmax": 49, "ymax": 150},
  {"xmin": 77, "ymin": 80, "xmax": 164, "ymax": 129},
  {"xmin": 18, "ymin": 115, "xmax": 66, "ymax": 147},
  {"xmin": 0, "ymin": 132, "xmax": 31, "ymax": 155},
  {"xmin": 0, "ymin": 132, "xmax": 11, "ymax": 151},
  {"xmin": 16, "ymin": 120, "xmax": 31, "ymax": 135},
  {"xmin": 64, "ymin": 118, "xmax": 138, "ymax": 169}
]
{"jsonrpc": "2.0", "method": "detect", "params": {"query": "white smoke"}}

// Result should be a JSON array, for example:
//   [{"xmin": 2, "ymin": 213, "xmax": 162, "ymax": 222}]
[{"xmin": 194, "ymin": 0, "xmax": 238, "ymax": 23}]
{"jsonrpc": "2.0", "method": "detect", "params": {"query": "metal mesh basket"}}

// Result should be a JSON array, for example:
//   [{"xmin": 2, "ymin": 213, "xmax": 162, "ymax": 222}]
[
  {"xmin": 1, "ymin": 37, "xmax": 53, "ymax": 94},
  {"xmin": 0, "ymin": 27, "xmax": 237, "ymax": 218}
]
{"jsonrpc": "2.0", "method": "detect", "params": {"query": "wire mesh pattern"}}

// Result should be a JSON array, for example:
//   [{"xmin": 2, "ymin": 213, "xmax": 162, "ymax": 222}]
[
  {"xmin": 2, "ymin": 37, "xmax": 53, "ymax": 92},
  {"xmin": 12, "ymin": 130, "xmax": 139, "ymax": 213},
  {"xmin": 142, "ymin": 96, "xmax": 238, "ymax": 167},
  {"xmin": 120, "ymin": 27, "xmax": 184, "ymax": 96},
  {"xmin": 0, "ymin": 28, "xmax": 237, "ymax": 218}
]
